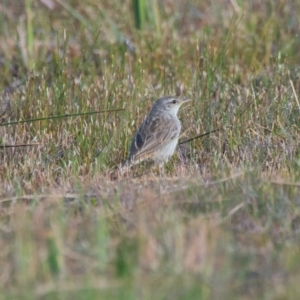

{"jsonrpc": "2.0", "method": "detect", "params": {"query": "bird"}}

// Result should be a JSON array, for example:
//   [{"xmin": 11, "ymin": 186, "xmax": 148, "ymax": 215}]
[{"xmin": 121, "ymin": 95, "xmax": 191, "ymax": 173}]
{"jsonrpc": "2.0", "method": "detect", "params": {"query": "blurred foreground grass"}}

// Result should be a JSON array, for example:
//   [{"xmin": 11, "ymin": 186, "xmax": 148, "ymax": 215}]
[
  {"xmin": 2, "ymin": 174, "xmax": 300, "ymax": 299},
  {"xmin": 0, "ymin": 0, "xmax": 300, "ymax": 299}
]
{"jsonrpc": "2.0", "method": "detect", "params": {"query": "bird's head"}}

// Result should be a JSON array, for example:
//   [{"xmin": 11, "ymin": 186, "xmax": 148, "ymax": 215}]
[{"xmin": 153, "ymin": 96, "xmax": 192, "ymax": 115}]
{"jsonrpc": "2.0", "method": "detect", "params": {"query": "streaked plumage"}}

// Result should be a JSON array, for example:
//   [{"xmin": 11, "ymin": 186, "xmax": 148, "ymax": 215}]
[{"xmin": 122, "ymin": 96, "xmax": 191, "ymax": 171}]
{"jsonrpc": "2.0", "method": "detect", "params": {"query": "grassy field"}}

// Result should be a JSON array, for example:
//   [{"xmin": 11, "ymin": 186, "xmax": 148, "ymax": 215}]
[{"xmin": 1, "ymin": 0, "xmax": 300, "ymax": 299}]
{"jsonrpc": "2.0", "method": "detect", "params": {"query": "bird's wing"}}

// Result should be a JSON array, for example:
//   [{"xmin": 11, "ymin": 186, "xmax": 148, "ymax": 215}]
[{"xmin": 129, "ymin": 114, "xmax": 180, "ymax": 162}]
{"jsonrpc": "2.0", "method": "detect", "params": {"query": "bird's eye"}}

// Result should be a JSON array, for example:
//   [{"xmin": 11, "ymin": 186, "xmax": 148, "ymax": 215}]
[{"xmin": 172, "ymin": 99, "xmax": 177, "ymax": 104}]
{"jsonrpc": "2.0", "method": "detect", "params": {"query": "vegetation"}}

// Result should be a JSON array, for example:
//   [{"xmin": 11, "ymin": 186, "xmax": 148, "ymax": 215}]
[{"xmin": 1, "ymin": 0, "xmax": 300, "ymax": 298}]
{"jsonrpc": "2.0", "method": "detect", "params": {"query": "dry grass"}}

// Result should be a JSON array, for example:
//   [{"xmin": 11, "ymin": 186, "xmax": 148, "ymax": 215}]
[{"xmin": 1, "ymin": 0, "xmax": 300, "ymax": 299}]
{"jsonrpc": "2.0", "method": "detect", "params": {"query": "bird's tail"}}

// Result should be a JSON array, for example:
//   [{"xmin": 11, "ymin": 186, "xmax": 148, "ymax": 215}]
[{"xmin": 119, "ymin": 158, "xmax": 132, "ymax": 174}]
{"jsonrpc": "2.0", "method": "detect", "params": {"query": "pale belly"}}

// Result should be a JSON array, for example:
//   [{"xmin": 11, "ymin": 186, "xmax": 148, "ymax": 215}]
[{"xmin": 153, "ymin": 138, "xmax": 179, "ymax": 164}]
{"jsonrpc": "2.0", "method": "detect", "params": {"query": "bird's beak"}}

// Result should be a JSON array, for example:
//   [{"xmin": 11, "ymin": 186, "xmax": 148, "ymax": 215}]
[{"xmin": 182, "ymin": 98, "xmax": 192, "ymax": 103}]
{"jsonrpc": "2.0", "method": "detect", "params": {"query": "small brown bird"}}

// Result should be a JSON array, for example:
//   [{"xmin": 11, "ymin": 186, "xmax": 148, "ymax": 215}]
[{"xmin": 121, "ymin": 95, "xmax": 191, "ymax": 172}]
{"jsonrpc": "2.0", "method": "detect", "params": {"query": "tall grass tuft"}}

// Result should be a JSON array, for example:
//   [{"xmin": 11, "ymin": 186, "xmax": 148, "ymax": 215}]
[{"xmin": 132, "ymin": 0, "xmax": 160, "ymax": 32}]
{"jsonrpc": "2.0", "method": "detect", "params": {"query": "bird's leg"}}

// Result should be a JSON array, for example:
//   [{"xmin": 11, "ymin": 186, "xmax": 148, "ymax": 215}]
[{"xmin": 158, "ymin": 162, "xmax": 165, "ymax": 177}]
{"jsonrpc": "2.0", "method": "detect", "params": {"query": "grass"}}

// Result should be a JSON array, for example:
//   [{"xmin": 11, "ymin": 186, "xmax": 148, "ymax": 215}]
[{"xmin": 1, "ymin": 0, "xmax": 300, "ymax": 299}]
